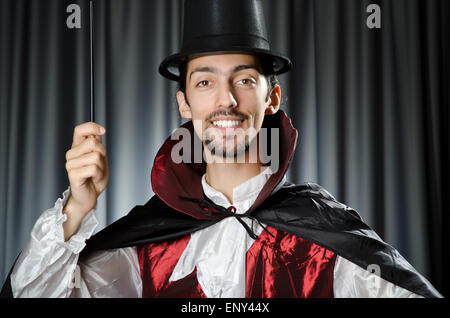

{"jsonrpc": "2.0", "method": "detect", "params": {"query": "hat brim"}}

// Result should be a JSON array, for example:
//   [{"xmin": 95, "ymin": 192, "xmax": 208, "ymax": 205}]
[{"xmin": 159, "ymin": 47, "xmax": 292, "ymax": 82}]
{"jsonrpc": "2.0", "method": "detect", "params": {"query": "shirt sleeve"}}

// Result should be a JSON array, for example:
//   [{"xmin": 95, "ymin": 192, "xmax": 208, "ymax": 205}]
[
  {"xmin": 71, "ymin": 247, "xmax": 142, "ymax": 298},
  {"xmin": 10, "ymin": 188, "xmax": 142, "ymax": 298},
  {"xmin": 333, "ymin": 255, "xmax": 423, "ymax": 298}
]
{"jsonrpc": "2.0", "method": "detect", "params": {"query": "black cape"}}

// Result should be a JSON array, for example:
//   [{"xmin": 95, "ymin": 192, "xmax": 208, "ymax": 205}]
[{"xmin": 1, "ymin": 182, "xmax": 442, "ymax": 298}]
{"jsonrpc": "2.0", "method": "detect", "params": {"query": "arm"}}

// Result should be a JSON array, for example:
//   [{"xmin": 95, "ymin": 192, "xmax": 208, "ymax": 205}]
[
  {"xmin": 10, "ymin": 122, "xmax": 142, "ymax": 297},
  {"xmin": 10, "ymin": 188, "xmax": 142, "ymax": 298},
  {"xmin": 63, "ymin": 122, "xmax": 109, "ymax": 241},
  {"xmin": 11, "ymin": 188, "xmax": 97, "ymax": 297}
]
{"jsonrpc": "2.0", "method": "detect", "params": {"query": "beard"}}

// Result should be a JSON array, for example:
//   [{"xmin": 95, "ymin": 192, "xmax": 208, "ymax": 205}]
[
  {"xmin": 201, "ymin": 108, "xmax": 251, "ymax": 160},
  {"xmin": 204, "ymin": 132, "xmax": 249, "ymax": 159},
  {"xmin": 203, "ymin": 127, "xmax": 259, "ymax": 162}
]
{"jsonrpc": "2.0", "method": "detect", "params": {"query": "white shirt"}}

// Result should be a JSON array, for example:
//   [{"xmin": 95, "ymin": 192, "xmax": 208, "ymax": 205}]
[
  {"xmin": 10, "ymin": 168, "xmax": 422, "ymax": 298},
  {"xmin": 169, "ymin": 167, "xmax": 275, "ymax": 297}
]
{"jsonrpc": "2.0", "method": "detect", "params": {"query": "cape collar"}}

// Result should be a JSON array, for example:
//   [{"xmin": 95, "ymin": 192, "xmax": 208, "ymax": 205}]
[{"xmin": 151, "ymin": 110, "xmax": 298, "ymax": 219}]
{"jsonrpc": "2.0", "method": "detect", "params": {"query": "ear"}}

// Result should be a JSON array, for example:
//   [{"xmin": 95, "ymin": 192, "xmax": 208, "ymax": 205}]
[
  {"xmin": 176, "ymin": 91, "xmax": 192, "ymax": 119},
  {"xmin": 265, "ymin": 85, "xmax": 281, "ymax": 115}
]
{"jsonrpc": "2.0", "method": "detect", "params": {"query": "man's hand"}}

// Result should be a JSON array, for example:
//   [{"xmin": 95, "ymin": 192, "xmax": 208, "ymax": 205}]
[{"xmin": 63, "ymin": 122, "xmax": 109, "ymax": 240}]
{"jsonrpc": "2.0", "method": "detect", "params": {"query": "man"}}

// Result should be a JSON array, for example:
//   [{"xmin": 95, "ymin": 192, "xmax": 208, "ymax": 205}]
[{"xmin": 1, "ymin": 0, "xmax": 442, "ymax": 298}]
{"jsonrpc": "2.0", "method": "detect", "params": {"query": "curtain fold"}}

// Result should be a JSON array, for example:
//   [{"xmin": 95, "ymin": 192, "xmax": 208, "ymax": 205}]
[{"xmin": 0, "ymin": 0, "xmax": 448, "ymax": 296}]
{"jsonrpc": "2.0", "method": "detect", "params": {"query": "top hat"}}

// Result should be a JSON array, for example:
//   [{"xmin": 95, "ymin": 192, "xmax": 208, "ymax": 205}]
[{"xmin": 159, "ymin": 0, "xmax": 292, "ymax": 81}]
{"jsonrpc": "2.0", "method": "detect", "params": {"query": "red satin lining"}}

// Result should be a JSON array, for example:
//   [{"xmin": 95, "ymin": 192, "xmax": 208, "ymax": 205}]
[
  {"xmin": 138, "ymin": 227, "xmax": 337, "ymax": 298},
  {"xmin": 246, "ymin": 226, "xmax": 336, "ymax": 298},
  {"xmin": 137, "ymin": 235, "xmax": 206, "ymax": 298},
  {"xmin": 150, "ymin": 111, "xmax": 298, "ymax": 220}
]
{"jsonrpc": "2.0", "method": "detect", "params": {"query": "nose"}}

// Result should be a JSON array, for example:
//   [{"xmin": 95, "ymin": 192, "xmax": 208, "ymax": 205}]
[{"xmin": 216, "ymin": 81, "xmax": 238, "ymax": 109}]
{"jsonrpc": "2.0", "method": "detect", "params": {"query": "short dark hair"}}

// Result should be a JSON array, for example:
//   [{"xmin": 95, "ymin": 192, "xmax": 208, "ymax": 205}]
[{"xmin": 178, "ymin": 55, "xmax": 279, "ymax": 104}]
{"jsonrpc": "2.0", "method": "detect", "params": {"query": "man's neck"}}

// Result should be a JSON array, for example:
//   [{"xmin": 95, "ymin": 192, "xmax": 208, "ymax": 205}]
[{"xmin": 205, "ymin": 161, "xmax": 265, "ymax": 204}]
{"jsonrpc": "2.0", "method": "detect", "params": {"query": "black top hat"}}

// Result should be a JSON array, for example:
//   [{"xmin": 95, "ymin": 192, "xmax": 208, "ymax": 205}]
[{"xmin": 159, "ymin": 0, "xmax": 292, "ymax": 81}]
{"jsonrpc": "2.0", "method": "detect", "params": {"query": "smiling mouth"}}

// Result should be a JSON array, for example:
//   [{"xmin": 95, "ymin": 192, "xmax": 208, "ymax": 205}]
[{"xmin": 211, "ymin": 120, "xmax": 244, "ymax": 129}]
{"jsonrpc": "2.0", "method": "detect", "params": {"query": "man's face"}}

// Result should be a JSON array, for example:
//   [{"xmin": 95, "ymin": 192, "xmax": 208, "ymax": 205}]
[{"xmin": 176, "ymin": 53, "xmax": 280, "ymax": 160}]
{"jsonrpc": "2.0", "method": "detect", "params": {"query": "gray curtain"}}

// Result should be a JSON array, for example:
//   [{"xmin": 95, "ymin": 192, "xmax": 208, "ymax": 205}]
[{"xmin": 1, "ymin": 0, "xmax": 448, "ymax": 296}]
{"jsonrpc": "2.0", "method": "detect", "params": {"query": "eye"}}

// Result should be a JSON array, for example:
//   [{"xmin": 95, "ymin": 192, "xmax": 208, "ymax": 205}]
[
  {"xmin": 196, "ymin": 80, "xmax": 211, "ymax": 88},
  {"xmin": 237, "ymin": 78, "xmax": 256, "ymax": 86}
]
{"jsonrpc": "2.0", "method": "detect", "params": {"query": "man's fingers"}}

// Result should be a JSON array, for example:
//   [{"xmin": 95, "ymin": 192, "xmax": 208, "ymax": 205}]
[
  {"xmin": 66, "ymin": 137, "xmax": 107, "ymax": 161},
  {"xmin": 65, "ymin": 151, "xmax": 105, "ymax": 172},
  {"xmin": 67, "ymin": 164, "xmax": 104, "ymax": 186},
  {"xmin": 72, "ymin": 122, "xmax": 106, "ymax": 147}
]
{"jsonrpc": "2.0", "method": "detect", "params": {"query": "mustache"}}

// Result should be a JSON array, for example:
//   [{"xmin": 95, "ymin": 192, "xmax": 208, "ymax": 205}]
[{"xmin": 206, "ymin": 109, "xmax": 249, "ymax": 122}]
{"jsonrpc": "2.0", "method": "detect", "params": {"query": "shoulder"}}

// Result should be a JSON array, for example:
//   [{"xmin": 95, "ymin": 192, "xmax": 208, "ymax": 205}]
[{"xmin": 274, "ymin": 181, "xmax": 363, "ymax": 221}]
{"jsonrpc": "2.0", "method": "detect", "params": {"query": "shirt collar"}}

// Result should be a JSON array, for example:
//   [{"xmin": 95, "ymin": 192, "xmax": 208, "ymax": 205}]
[{"xmin": 201, "ymin": 166, "xmax": 274, "ymax": 211}]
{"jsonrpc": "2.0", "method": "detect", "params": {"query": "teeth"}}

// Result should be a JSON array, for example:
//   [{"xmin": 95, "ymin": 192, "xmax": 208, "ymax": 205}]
[{"xmin": 212, "ymin": 120, "xmax": 242, "ymax": 128}]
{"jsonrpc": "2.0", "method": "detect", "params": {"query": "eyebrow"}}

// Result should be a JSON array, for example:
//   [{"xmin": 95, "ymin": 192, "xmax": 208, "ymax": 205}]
[{"xmin": 189, "ymin": 64, "xmax": 260, "ymax": 81}]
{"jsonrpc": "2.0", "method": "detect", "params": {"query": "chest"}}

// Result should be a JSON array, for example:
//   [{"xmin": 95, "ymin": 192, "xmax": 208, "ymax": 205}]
[{"xmin": 137, "ymin": 226, "xmax": 337, "ymax": 298}]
